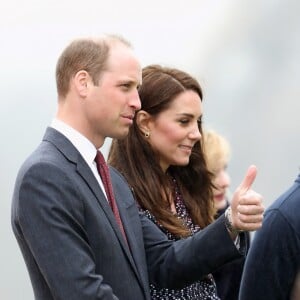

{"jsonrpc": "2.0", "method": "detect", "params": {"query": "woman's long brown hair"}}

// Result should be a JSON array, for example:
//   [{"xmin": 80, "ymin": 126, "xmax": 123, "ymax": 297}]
[{"xmin": 108, "ymin": 65, "xmax": 215, "ymax": 237}]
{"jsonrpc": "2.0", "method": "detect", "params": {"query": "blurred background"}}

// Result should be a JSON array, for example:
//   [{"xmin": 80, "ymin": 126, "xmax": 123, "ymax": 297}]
[{"xmin": 1, "ymin": 0, "xmax": 300, "ymax": 298}]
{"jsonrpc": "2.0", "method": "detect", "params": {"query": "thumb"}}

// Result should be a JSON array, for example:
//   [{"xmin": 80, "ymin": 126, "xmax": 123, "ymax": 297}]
[{"xmin": 238, "ymin": 165, "xmax": 257, "ymax": 193}]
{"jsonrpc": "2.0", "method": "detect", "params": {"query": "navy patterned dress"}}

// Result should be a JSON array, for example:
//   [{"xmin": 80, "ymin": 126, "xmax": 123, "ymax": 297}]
[{"xmin": 141, "ymin": 176, "xmax": 220, "ymax": 300}]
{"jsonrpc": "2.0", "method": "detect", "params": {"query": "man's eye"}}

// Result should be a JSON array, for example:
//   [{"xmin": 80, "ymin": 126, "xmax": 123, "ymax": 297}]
[{"xmin": 179, "ymin": 119, "xmax": 189, "ymax": 124}]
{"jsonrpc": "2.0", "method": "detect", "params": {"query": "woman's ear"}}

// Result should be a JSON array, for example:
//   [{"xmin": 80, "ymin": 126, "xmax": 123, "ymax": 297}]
[{"xmin": 136, "ymin": 110, "xmax": 152, "ymax": 135}]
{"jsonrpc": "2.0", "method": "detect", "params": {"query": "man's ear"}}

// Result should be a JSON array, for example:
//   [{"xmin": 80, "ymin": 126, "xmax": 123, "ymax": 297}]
[
  {"xmin": 136, "ymin": 110, "xmax": 152, "ymax": 135},
  {"xmin": 73, "ymin": 70, "xmax": 90, "ymax": 97}
]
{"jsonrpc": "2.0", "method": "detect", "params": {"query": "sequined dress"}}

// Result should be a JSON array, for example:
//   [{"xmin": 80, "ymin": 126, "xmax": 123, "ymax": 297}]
[{"xmin": 141, "ymin": 176, "xmax": 220, "ymax": 300}]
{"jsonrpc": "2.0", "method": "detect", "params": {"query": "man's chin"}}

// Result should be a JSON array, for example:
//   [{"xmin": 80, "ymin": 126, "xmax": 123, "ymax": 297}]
[{"xmin": 113, "ymin": 129, "xmax": 130, "ymax": 140}]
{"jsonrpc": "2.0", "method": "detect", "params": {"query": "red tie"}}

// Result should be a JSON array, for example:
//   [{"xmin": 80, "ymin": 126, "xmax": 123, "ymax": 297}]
[{"xmin": 95, "ymin": 151, "xmax": 128, "ymax": 244}]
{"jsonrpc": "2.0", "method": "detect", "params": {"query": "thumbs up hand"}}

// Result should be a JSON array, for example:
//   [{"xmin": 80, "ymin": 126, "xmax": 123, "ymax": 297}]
[{"xmin": 229, "ymin": 165, "xmax": 264, "ymax": 233}]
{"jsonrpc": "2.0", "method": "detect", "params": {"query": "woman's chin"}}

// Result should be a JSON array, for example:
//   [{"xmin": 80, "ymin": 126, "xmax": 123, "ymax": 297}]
[{"xmin": 214, "ymin": 199, "xmax": 227, "ymax": 211}]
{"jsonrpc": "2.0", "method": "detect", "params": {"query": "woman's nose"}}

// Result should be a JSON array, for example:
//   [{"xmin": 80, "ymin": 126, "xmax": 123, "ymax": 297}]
[{"xmin": 189, "ymin": 125, "xmax": 201, "ymax": 141}]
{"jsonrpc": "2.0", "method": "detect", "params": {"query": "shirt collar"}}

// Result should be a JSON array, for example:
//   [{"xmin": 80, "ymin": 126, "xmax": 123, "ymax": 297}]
[{"xmin": 51, "ymin": 118, "xmax": 97, "ymax": 167}]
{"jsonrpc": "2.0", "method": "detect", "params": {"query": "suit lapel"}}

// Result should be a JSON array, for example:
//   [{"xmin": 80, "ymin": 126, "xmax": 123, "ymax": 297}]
[
  {"xmin": 110, "ymin": 168, "xmax": 149, "ymax": 296},
  {"xmin": 43, "ymin": 127, "xmax": 146, "ymax": 293},
  {"xmin": 76, "ymin": 161, "xmax": 131, "ymax": 252},
  {"xmin": 76, "ymin": 154, "xmax": 147, "ymax": 295}
]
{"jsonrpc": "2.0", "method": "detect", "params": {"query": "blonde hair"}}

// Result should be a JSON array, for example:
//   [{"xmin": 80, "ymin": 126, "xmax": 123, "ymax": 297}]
[{"xmin": 203, "ymin": 129, "xmax": 231, "ymax": 174}]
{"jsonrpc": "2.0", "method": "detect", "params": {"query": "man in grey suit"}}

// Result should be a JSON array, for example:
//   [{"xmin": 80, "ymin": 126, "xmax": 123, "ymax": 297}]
[{"xmin": 11, "ymin": 35, "xmax": 264, "ymax": 299}]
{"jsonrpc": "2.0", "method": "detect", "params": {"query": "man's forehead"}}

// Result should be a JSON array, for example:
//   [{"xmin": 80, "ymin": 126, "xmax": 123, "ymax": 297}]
[
  {"xmin": 108, "ymin": 43, "xmax": 137, "ymax": 61},
  {"xmin": 105, "ymin": 50, "xmax": 141, "ymax": 78}
]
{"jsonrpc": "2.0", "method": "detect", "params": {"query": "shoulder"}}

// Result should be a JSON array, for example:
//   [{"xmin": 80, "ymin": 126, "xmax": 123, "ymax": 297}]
[
  {"xmin": 249, "ymin": 205, "xmax": 300, "ymax": 261},
  {"xmin": 268, "ymin": 175, "xmax": 300, "ymax": 212},
  {"xmin": 264, "ymin": 175, "xmax": 300, "ymax": 236},
  {"xmin": 17, "ymin": 142, "xmax": 73, "ymax": 183}
]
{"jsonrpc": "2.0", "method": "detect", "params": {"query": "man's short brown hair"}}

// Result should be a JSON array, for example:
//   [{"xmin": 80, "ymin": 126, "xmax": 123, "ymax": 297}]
[{"xmin": 55, "ymin": 35, "xmax": 131, "ymax": 98}]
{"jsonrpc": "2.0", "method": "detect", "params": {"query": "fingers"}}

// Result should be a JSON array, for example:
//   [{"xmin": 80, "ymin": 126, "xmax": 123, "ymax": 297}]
[
  {"xmin": 238, "ymin": 165, "xmax": 257, "ymax": 193},
  {"xmin": 236, "ymin": 220, "xmax": 263, "ymax": 232},
  {"xmin": 237, "ymin": 204, "xmax": 264, "ymax": 216},
  {"xmin": 238, "ymin": 190, "xmax": 264, "ymax": 206},
  {"xmin": 235, "ymin": 198, "xmax": 264, "ymax": 231},
  {"xmin": 230, "ymin": 165, "xmax": 265, "ymax": 232},
  {"xmin": 237, "ymin": 206, "xmax": 264, "ymax": 221},
  {"xmin": 231, "ymin": 191, "xmax": 264, "ymax": 232}
]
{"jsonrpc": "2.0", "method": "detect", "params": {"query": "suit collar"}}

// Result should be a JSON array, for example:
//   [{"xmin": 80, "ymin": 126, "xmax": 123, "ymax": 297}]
[
  {"xmin": 51, "ymin": 119, "xmax": 97, "ymax": 167},
  {"xmin": 43, "ymin": 128, "xmax": 130, "ymax": 251},
  {"xmin": 42, "ymin": 127, "xmax": 146, "ymax": 294}
]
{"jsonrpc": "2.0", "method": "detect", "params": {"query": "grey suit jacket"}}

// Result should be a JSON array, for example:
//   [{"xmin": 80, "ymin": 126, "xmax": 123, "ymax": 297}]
[{"xmin": 12, "ymin": 127, "xmax": 246, "ymax": 300}]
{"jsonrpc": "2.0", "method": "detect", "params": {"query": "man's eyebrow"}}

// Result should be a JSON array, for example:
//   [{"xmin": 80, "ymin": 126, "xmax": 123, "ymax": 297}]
[{"xmin": 118, "ymin": 78, "xmax": 141, "ymax": 85}]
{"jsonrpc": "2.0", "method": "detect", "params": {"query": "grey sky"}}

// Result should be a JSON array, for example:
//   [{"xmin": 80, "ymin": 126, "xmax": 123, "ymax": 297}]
[{"xmin": 1, "ymin": 0, "xmax": 300, "ymax": 298}]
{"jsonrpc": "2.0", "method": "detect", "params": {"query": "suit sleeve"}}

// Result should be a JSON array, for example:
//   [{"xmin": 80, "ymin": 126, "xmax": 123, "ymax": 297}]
[
  {"xmin": 239, "ymin": 210, "xmax": 300, "ymax": 300},
  {"xmin": 16, "ymin": 162, "xmax": 118, "ymax": 300},
  {"xmin": 141, "ymin": 211, "xmax": 247, "ymax": 289}
]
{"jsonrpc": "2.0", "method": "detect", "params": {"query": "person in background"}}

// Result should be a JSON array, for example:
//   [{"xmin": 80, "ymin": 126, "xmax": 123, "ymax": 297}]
[
  {"xmin": 203, "ymin": 129, "xmax": 231, "ymax": 216},
  {"xmin": 108, "ymin": 64, "xmax": 264, "ymax": 299},
  {"xmin": 11, "ymin": 36, "xmax": 263, "ymax": 300},
  {"xmin": 239, "ymin": 172, "xmax": 300, "ymax": 300},
  {"xmin": 203, "ymin": 129, "xmax": 251, "ymax": 300}
]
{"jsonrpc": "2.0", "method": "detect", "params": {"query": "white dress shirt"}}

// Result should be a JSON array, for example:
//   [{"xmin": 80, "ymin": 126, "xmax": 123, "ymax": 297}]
[{"xmin": 51, "ymin": 118, "xmax": 108, "ymax": 199}]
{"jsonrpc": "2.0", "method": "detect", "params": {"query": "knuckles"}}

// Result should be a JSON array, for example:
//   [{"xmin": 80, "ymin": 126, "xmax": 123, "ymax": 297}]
[
  {"xmin": 231, "ymin": 186, "xmax": 265, "ymax": 232},
  {"xmin": 237, "ymin": 204, "xmax": 265, "ymax": 215},
  {"xmin": 237, "ymin": 212, "xmax": 264, "ymax": 223},
  {"xmin": 238, "ymin": 190, "xmax": 263, "ymax": 205}
]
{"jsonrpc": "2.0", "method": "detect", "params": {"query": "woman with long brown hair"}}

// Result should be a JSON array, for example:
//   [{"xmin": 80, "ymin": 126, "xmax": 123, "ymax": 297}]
[{"xmin": 108, "ymin": 65, "xmax": 263, "ymax": 299}]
